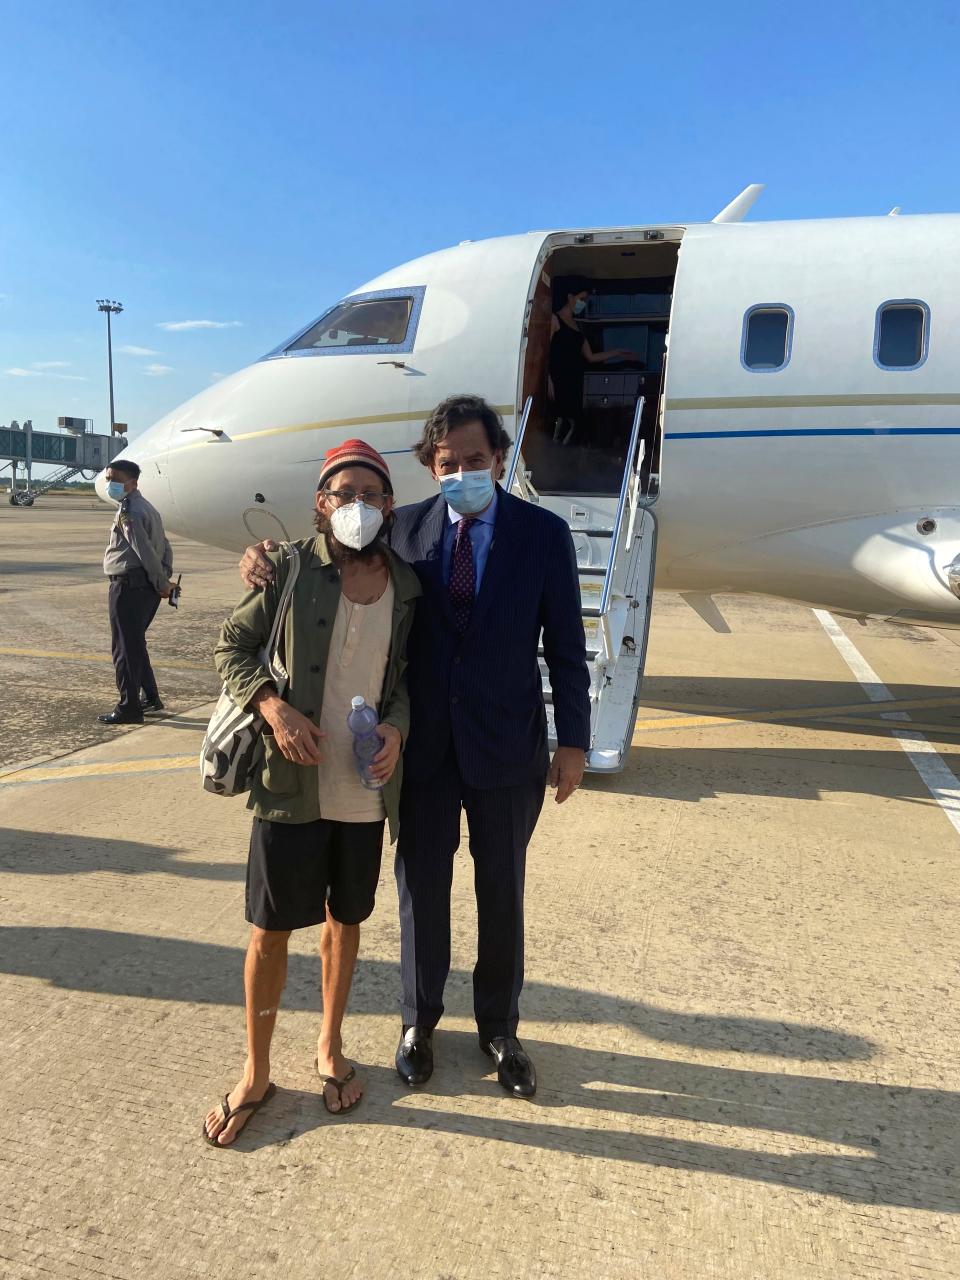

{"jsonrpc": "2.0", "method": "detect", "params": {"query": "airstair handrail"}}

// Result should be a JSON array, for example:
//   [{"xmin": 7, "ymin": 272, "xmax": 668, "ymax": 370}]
[
  {"xmin": 598, "ymin": 396, "xmax": 645, "ymax": 619},
  {"xmin": 505, "ymin": 396, "xmax": 533, "ymax": 495},
  {"xmin": 17, "ymin": 464, "xmax": 84, "ymax": 502}
]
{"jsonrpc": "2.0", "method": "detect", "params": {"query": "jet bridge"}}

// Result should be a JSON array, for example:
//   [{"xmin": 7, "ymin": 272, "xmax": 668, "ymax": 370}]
[
  {"xmin": 507, "ymin": 397, "xmax": 658, "ymax": 772},
  {"xmin": 1, "ymin": 419, "xmax": 124, "ymax": 504}
]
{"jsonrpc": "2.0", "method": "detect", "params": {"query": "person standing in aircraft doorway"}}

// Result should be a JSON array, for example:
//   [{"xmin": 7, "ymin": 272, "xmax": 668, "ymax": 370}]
[
  {"xmin": 549, "ymin": 278, "xmax": 633, "ymax": 446},
  {"xmin": 240, "ymin": 396, "xmax": 591, "ymax": 1099},
  {"xmin": 205, "ymin": 441, "xmax": 421, "ymax": 1146}
]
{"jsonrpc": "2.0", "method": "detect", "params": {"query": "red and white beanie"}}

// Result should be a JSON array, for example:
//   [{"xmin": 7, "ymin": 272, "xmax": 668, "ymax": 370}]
[{"xmin": 317, "ymin": 439, "xmax": 392, "ymax": 494}]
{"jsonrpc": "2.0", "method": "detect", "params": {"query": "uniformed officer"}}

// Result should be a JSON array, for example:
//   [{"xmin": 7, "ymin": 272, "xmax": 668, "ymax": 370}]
[{"xmin": 98, "ymin": 459, "xmax": 177, "ymax": 725}]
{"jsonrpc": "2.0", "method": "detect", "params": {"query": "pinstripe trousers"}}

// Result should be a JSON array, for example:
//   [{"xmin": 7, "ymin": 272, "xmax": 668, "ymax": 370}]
[{"xmin": 395, "ymin": 748, "xmax": 547, "ymax": 1040}]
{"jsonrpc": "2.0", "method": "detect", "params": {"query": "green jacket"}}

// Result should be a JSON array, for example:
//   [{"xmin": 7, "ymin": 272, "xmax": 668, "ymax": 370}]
[{"xmin": 214, "ymin": 536, "xmax": 421, "ymax": 841}]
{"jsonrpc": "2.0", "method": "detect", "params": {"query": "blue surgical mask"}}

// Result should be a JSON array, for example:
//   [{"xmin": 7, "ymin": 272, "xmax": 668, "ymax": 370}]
[
  {"xmin": 440, "ymin": 467, "xmax": 496, "ymax": 515},
  {"xmin": 106, "ymin": 480, "xmax": 126, "ymax": 502},
  {"xmin": 572, "ymin": 299, "xmax": 587, "ymax": 316}
]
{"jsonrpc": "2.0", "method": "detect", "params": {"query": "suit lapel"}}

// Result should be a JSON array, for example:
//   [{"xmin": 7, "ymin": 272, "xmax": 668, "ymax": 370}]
[
  {"xmin": 416, "ymin": 493, "xmax": 448, "ymax": 563},
  {"xmin": 416, "ymin": 493, "xmax": 459, "ymax": 631}
]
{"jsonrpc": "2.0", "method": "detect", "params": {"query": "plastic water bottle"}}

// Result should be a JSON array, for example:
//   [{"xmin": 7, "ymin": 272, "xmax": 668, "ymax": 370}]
[{"xmin": 347, "ymin": 695, "xmax": 384, "ymax": 791}]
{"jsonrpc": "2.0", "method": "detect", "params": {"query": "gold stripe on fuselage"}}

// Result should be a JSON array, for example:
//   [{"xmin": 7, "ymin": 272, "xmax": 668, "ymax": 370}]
[{"xmin": 165, "ymin": 404, "xmax": 517, "ymax": 456}]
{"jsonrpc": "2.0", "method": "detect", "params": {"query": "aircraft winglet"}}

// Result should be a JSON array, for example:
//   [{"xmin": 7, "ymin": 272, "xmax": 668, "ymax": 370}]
[{"xmin": 712, "ymin": 184, "xmax": 765, "ymax": 223}]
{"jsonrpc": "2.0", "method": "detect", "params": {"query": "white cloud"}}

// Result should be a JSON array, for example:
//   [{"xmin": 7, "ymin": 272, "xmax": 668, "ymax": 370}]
[
  {"xmin": 32, "ymin": 360, "xmax": 71, "ymax": 369},
  {"xmin": 5, "ymin": 366, "xmax": 87, "ymax": 381},
  {"xmin": 157, "ymin": 319, "xmax": 243, "ymax": 331},
  {"xmin": 117, "ymin": 344, "xmax": 161, "ymax": 357},
  {"xmin": 209, "ymin": 371, "xmax": 225, "ymax": 382},
  {"xmin": 143, "ymin": 363, "xmax": 174, "ymax": 377}
]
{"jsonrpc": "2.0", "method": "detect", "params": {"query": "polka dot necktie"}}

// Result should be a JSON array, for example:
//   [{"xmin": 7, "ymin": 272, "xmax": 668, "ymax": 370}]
[{"xmin": 449, "ymin": 517, "xmax": 477, "ymax": 633}]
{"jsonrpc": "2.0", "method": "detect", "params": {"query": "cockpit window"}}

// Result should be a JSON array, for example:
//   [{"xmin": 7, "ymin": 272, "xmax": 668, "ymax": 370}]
[
  {"xmin": 264, "ymin": 286, "xmax": 426, "ymax": 359},
  {"xmin": 290, "ymin": 297, "xmax": 412, "ymax": 351}
]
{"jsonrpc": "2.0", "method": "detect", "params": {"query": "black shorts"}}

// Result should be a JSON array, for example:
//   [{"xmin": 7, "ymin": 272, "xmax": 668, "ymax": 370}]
[{"xmin": 246, "ymin": 817, "xmax": 385, "ymax": 931}]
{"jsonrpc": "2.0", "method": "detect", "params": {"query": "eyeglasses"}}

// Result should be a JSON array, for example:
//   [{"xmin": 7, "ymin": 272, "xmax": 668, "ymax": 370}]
[{"xmin": 322, "ymin": 487, "xmax": 390, "ymax": 509}]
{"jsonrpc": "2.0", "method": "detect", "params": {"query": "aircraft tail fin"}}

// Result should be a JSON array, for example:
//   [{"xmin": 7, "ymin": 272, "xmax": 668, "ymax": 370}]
[{"xmin": 712, "ymin": 184, "xmax": 765, "ymax": 224}]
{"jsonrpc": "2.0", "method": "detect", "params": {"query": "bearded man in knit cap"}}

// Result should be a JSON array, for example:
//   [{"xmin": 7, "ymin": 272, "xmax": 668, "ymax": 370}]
[{"xmin": 204, "ymin": 441, "xmax": 421, "ymax": 1147}]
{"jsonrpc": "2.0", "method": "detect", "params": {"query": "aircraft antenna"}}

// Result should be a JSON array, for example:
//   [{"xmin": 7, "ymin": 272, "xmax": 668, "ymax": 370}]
[
  {"xmin": 712, "ymin": 184, "xmax": 765, "ymax": 223},
  {"xmin": 888, "ymin": 207, "xmax": 901, "ymax": 216}
]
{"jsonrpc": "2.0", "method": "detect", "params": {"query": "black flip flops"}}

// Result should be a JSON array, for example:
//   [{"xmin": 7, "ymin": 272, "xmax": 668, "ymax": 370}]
[
  {"xmin": 202, "ymin": 1082, "xmax": 277, "ymax": 1147},
  {"xmin": 317, "ymin": 1063, "xmax": 362, "ymax": 1116}
]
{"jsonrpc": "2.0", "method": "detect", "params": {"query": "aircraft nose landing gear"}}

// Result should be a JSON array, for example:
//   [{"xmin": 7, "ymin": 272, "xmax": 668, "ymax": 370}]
[{"xmin": 946, "ymin": 552, "xmax": 960, "ymax": 601}]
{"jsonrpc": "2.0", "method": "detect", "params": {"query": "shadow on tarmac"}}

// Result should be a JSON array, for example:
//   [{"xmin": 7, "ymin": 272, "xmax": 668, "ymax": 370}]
[
  {"xmin": 249, "ymin": 1036, "xmax": 959, "ymax": 1214},
  {"xmin": 638, "ymin": 674, "xmax": 960, "ymax": 733},
  {"xmin": 2, "ymin": 925, "xmax": 956, "ymax": 1210},
  {"xmin": 594, "ymin": 743, "xmax": 960, "ymax": 803},
  {"xmin": 0, "ymin": 926, "xmax": 874, "ymax": 1060},
  {"xmin": 139, "ymin": 717, "xmax": 213, "ymax": 730},
  {"xmin": 0, "ymin": 560, "xmax": 106, "ymax": 578},
  {"xmin": 0, "ymin": 828, "xmax": 245, "ymax": 881}
]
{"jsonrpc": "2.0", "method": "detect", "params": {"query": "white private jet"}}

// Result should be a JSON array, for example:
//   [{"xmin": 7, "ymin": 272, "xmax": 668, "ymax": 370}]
[{"xmin": 100, "ymin": 185, "xmax": 960, "ymax": 770}]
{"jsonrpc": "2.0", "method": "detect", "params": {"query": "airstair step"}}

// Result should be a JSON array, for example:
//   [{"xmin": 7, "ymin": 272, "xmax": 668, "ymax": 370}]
[
  {"xmin": 569, "ymin": 527, "xmax": 614, "ymax": 537},
  {"xmin": 541, "ymin": 684, "xmax": 600, "ymax": 708},
  {"xmin": 578, "ymin": 566, "xmax": 606, "ymax": 577},
  {"xmin": 538, "ymin": 645, "xmax": 601, "ymax": 660},
  {"xmin": 581, "ymin": 606, "xmax": 602, "ymax": 618}
]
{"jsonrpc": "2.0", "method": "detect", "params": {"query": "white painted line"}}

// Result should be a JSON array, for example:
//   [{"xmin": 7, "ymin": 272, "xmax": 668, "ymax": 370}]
[{"xmin": 813, "ymin": 609, "xmax": 960, "ymax": 838}]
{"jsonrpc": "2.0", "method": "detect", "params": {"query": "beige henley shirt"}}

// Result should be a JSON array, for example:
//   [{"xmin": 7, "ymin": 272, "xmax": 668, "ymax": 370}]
[{"xmin": 316, "ymin": 579, "xmax": 395, "ymax": 823}]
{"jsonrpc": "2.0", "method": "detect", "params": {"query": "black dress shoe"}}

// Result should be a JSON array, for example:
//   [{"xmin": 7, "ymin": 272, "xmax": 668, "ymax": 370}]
[
  {"xmin": 395, "ymin": 1025, "xmax": 434, "ymax": 1086},
  {"xmin": 480, "ymin": 1036, "xmax": 537, "ymax": 1098},
  {"xmin": 139, "ymin": 696, "xmax": 164, "ymax": 712},
  {"xmin": 97, "ymin": 710, "xmax": 144, "ymax": 725}
]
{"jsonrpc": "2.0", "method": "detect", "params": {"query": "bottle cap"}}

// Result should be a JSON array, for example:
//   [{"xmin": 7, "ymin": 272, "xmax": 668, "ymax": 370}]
[{"xmin": 351, "ymin": 695, "xmax": 365, "ymax": 709}]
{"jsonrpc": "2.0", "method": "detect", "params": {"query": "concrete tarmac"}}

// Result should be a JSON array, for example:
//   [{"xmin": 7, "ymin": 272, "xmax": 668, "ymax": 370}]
[{"xmin": 2, "ymin": 494, "xmax": 960, "ymax": 1279}]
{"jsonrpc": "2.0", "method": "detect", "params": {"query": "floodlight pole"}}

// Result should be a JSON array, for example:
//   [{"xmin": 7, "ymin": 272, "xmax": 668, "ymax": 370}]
[{"xmin": 96, "ymin": 299, "xmax": 124, "ymax": 430}]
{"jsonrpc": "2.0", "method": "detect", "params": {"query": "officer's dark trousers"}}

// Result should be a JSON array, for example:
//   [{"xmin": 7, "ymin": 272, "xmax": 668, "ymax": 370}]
[
  {"xmin": 395, "ymin": 747, "xmax": 546, "ymax": 1041},
  {"xmin": 108, "ymin": 569, "xmax": 161, "ymax": 715}
]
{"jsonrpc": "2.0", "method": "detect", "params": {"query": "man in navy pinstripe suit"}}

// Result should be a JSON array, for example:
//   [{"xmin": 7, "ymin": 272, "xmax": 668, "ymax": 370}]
[
  {"xmin": 240, "ymin": 394, "xmax": 590, "ymax": 1099},
  {"xmin": 391, "ymin": 395, "xmax": 590, "ymax": 1098}
]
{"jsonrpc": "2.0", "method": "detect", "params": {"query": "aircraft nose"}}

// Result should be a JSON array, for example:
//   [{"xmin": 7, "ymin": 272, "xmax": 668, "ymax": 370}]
[{"xmin": 95, "ymin": 418, "xmax": 178, "ymax": 516}]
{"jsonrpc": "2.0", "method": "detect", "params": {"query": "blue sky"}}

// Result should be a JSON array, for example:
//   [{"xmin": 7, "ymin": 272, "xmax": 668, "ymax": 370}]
[{"xmin": 2, "ymin": 0, "xmax": 958, "ymax": 450}]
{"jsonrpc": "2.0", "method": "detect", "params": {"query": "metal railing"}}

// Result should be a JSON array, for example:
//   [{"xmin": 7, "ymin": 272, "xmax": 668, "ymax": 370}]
[
  {"xmin": 591, "ymin": 396, "xmax": 645, "ymax": 659},
  {"xmin": 29, "ymin": 465, "xmax": 85, "ymax": 496},
  {"xmin": 8, "ymin": 465, "xmax": 86, "ymax": 505},
  {"xmin": 505, "ymin": 396, "xmax": 534, "ymax": 497},
  {"xmin": 510, "ymin": 391, "xmax": 645, "ymax": 664}
]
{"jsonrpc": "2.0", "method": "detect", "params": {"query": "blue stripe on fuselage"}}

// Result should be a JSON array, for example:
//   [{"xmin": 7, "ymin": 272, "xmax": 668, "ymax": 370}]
[{"xmin": 665, "ymin": 427, "xmax": 960, "ymax": 440}]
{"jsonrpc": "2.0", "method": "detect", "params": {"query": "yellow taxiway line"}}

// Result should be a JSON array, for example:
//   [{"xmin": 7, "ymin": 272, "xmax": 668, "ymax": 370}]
[
  {"xmin": 633, "ymin": 693, "xmax": 960, "ymax": 734},
  {"xmin": 3, "ymin": 691, "xmax": 959, "ymax": 789},
  {"xmin": 0, "ymin": 755, "xmax": 197, "ymax": 786},
  {"xmin": 0, "ymin": 645, "xmax": 211, "ymax": 671}
]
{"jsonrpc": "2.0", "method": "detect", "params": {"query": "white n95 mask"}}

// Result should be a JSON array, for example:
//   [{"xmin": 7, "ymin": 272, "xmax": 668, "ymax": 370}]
[{"xmin": 330, "ymin": 500, "xmax": 383, "ymax": 550}]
